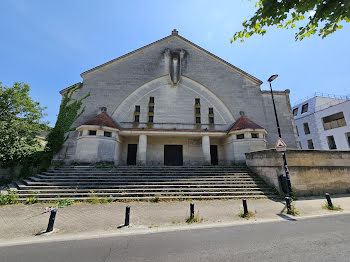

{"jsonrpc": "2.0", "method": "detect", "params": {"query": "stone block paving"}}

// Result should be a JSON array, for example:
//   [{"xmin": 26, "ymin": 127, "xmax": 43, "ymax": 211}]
[{"xmin": 1, "ymin": 195, "xmax": 350, "ymax": 243}]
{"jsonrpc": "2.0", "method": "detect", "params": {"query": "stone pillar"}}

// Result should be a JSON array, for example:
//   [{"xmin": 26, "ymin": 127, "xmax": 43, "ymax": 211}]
[
  {"xmin": 202, "ymin": 135, "xmax": 211, "ymax": 165},
  {"xmin": 137, "ymin": 135, "xmax": 147, "ymax": 165}
]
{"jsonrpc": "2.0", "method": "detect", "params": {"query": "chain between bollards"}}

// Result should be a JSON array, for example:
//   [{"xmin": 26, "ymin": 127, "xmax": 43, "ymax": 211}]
[
  {"xmin": 190, "ymin": 202, "xmax": 195, "ymax": 220},
  {"xmin": 242, "ymin": 199, "xmax": 248, "ymax": 217},
  {"xmin": 325, "ymin": 193, "xmax": 333, "ymax": 208},
  {"xmin": 46, "ymin": 209, "xmax": 57, "ymax": 232},
  {"xmin": 125, "ymin": 205, "xmax": 131, "ymax": 226}
]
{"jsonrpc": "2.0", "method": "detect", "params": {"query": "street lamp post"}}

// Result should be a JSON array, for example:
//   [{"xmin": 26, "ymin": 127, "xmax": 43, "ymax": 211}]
[{"xmin": 268, "ymin": 74, "xmax": 293, "ymax": 197}]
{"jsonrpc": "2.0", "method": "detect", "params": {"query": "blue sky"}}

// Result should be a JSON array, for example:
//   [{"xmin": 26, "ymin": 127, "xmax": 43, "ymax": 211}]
[{"xmin": 1, "ymin": 0, "xmax": 349, "ymax": 126}]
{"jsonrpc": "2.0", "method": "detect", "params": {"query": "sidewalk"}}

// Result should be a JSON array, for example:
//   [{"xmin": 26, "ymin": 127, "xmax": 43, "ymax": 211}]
[{"xmin": 1, "ymin": 195, "xmax": 350, "ymax": 244}]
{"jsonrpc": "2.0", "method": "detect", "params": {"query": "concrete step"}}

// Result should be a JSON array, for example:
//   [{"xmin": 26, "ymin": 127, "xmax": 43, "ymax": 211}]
[
  {"xmin": 43, "ymin": 171, "xmax": 253, "ymax": 175},
  {"xmin": 18, "ymin": 183, "xmax": 267, "ymax": 190},
  {"xmin": 16, "ymin": 186, "xmax": 272, "ymax": 193},
  {"xmin": 15, "ymin": 165, "xmax": 276, "ymax": 201},
  {"xmin": 33, "ymin": 177, "xmax": 260, "ymax": 182},
  {"xmin": 16, "ymin": 191, "xmax": 273, "ymax": 198},
  {"xmin": 23, "ymin": 180, "xmax": 262, "ymax": 187},
  {"xmin": 17, "ymin": 195, "xmax": 274, "ymax": 201}
]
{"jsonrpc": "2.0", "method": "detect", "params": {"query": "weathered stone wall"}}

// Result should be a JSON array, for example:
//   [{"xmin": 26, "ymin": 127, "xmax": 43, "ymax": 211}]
[{"xmin": 246, "ymin": 149, "xmax": 350, "ymax": 195}]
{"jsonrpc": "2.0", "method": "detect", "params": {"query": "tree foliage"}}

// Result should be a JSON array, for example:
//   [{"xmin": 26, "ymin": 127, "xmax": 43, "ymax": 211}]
[
  {"xmin": 232, "ymin": 0, "xmax": 350, "ymax": 42},
  {"xmin": 0, "ymin": 82, "xmax": 47, "ymax": 167}
]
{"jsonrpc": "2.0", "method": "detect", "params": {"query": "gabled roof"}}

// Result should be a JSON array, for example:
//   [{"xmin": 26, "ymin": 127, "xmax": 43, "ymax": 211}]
[
  {"xmin": 79, "ymin": 29, "xmax": 263, "ymax": 84},
  {"xmin": 228, "ymin": 116, "xmax": 265, "ymax": 132},
  {"xmin": 82, "ymin": 112, "xmax": 119, "ymax": 129}
]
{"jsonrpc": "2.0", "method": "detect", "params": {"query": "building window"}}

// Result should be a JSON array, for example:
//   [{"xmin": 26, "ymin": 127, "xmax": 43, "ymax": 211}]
[
  {"xmin": 134, "ymin": 115, "xmax": 139, "ymax": 122},
  {"xmin": 135, "ymin": 105, "xmax": 140, "ymax": 112},
  {"xmin": 293, "ymin": 108, "xmax": 298, "ymax": 116},
  {"xmin": 301, "ymin": 103, "xmax": 308, "ymax": 114},
  {"xmin": 296, "ymin": 126, "xmax": 299, "ymax": 136},
  {"xmin": 89, "ymin": 130, "xmax": 96, "ymax": 136},
  {"xmin": 209, "ymin": 117, "xmax": 214, "ymax": 124},
  {"xmin": 209, "ymin": 107, "xmax": 214, "ymax": 114},
  {"xmin": 237, "ymin": 134, "xmax": 244, "ymax": 139},
  {"xmin": 196, "ymin": 117, "xmax": 201, "ymax": 124},
  {"xmin": 195, "ymin": 108, "xmax": 200, "ymax": 114},
  {"xmin": 303, "ymin": 122, "xmax": 310, "ymax": 135},
  {"xmin": 307, "ymin": 139, "xmax": 314, "ymax": 149},
  {"xmin": 79, "ymin": 131, "xmax": 83, "ymax": 136},
  {"xmin": 195, "ymin": 98, "xmax": 200, "ymax": 105},
  {"xmin": 327, "ymin": 135, "xmax": 337, "ymax": 150},
  {"xmin": 104, "ymin": 131, "xmax": 112, "ymax": 137},
  {"xmin": 346, "ymin": 132, "xmax": 350, "ymax": 148},
  {"xmin": 149, "ymin": 106, "xmax": 154, "ymax": 113},
  {"xmin": 322, "ymin": 112, "xmax": 347, "ymax": 130},
  {"xmin": 148, "ymin": 115, "xmax": 153, "ymax": 123},
  {"xmin": 149, "ymin": 97, "xmax": 154, "ymax": 103},
  {"xmin": 251, "ymin": 133, "xmax": 259, "ymax": 138}
]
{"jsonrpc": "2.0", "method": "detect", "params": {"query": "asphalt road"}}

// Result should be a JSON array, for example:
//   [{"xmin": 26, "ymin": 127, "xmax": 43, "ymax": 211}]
[{"xmin": 1, "ymin": 214, "xmax": 350, "ymax": 262}]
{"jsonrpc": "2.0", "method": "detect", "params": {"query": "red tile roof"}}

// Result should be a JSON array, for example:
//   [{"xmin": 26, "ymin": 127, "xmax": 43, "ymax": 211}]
[
  {"xmin": 229, "ymin": 117, "xmax": 264, "ymax": 132},
  {"xmin": 82, "ymin": 113, "xmax": 119, "ymax": 129}
]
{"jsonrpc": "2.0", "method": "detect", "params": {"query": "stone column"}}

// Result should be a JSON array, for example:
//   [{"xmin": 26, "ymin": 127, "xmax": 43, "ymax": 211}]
[
  {"xmin": 137, "ymin": 135, "xmax": 147, "ymax": 165},
  {"xmin": 202, "ymin": 135, "xmax": 211, "ymax": 165}
]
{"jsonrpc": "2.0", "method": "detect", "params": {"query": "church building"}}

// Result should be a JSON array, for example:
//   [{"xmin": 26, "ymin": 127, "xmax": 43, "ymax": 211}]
[{"xmin": 54, "ymin": 30, "xmax": 298, "ymax": 166}]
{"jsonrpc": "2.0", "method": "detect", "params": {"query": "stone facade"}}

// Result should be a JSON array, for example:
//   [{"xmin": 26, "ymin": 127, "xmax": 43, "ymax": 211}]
[
  {"xmin": 246, "ymin": 149, "xmax": 350, "ymax": 195},
  {"xmin": 54, "ymin": 30, "xmax": 298, "ymax": 165}
]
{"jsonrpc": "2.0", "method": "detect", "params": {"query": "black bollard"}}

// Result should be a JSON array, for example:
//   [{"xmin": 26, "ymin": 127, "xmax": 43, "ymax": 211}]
[
  {"xmin": 46, "ymin": 209, "xmax": 57, "ymax": 232},
  {"xmin": 125, "ymin": 206, "xmax": 131, "ymax": 226},
  {"xmin": 285, "ymin": 197, "xmax": 291, "ymax": 212},
  {"xmin": 242, "ymin": 199, "xmax": 248, "ymax": 216},
  {"xmin": 325, "ymin": 193, "xmax": 333, "ymax": 208},
  {"xmin": 190, "ymin": 202, "xmax": 195, "ymax": 219}
]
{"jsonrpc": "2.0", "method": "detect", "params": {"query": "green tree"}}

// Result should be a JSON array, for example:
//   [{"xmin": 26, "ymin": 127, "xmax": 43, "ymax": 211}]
[
  {"xmin": 232, "ymin": 0, "xmax": 349, "ymax": 42},
  {"xmin": 0, "ymin": 82, "xmax": 47, "ymax": 167}
]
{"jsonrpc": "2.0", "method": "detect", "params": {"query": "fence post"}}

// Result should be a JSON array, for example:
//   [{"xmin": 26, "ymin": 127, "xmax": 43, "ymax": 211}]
[
  {"xmin": 325, "ymin": 193, "xmax": 333, "ymax": 208},
  {"xmin": 190, "ymin": 202, "xmax": 195, "ymax": 219},
  {"xmin": 46, "ymin": 209, "xmax": 57, "ymax": 232},
  {"xmin": 285, "ymin": 197, "xmax": 291, "ymax": 213},
  {"xmin": 125, "ymin": 206, "xmax": 131, "ymax": 226},
  {"xmin": 242, "ymin": 199, "xmax": 248, "ymax": 217}
]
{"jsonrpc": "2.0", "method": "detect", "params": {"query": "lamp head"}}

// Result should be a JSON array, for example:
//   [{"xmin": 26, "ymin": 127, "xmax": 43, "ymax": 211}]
[{"xmin": 268, "ymin": 74, "xmax": 278, "ymax": 82}]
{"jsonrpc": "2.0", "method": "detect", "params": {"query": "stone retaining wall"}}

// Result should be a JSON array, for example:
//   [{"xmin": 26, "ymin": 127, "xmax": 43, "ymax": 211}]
[{"xmin": 246, "ymin": 149, "xmax": 350, "ymax": 195}]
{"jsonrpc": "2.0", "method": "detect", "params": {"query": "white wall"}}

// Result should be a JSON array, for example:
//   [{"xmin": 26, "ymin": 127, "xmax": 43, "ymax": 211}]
[{"xmin": 294, "ymin": 100, "xmax": 350, "ymax": 150}]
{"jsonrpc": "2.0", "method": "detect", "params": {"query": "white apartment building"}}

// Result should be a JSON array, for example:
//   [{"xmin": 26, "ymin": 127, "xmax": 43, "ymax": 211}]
[{"xmin": 292, "ymin": 94, "xmax": 350, "ymax": 150}]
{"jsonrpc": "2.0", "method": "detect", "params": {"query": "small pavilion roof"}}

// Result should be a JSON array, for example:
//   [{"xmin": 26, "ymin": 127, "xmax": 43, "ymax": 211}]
[
  {"xmin": 228, "ymin": 117, "xmax": 265, "ymax": 132},
  {"xmin": 82, "ymin": 112, "xmax": 119, "ymax": 129}
]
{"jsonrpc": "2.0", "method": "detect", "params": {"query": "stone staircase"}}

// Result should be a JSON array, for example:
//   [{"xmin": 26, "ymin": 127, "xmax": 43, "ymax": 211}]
[{"xmin": 12, "ymin": 166, "xmax": 277, "ymax": 201}]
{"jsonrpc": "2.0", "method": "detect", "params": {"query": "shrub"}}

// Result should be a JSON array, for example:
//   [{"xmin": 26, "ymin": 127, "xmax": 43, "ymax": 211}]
[{"xmin": 0, "ymin": 191, "xmax": 19, "ymax": 205}]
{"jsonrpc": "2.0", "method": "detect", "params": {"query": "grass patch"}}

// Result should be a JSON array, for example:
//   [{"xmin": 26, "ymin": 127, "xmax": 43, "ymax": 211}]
[
  {"xmin": 148, "ymin": 224, "xmax": 159, "ymax": 229},
  {"xmin": 0, "ymin": 191, "xmax": 19, "ymax": 205},
  {"xmin": 150, "ymin": 194, "xmax": 161, "ymax": 203},
  {"xmin": 286, "ymin": 203, "xmax": 300, "ymax": 216},
  {"xmin": 25, "ymin": 196, "xmax": 38, "ymax": 205},
  {"xmin": 99, "ymin": 195, "xmax": 114, "ymax": 203},
  {"xmin": 322, "ymin": 202, "xmax": 343, "ymax": 211},
  {"xmin": 238, "ymin": 211, "xmax": 255, "ymax": 219},
  {"xmin": 185, "ymin": 212, "xmax": 203, "ymax": 224},
  {"xmin": 55, "ymin": 198, "xmax": 75, "ymax": 208},
  {"xmin": 94, "ymin": 163, "xmax": 118, "ymax": 168}
]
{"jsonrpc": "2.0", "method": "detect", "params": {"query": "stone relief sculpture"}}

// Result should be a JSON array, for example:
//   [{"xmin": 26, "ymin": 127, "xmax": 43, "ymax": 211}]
[{"xmin": 164, "ymin": 48, "xmax": 186, "ymax": 85}]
